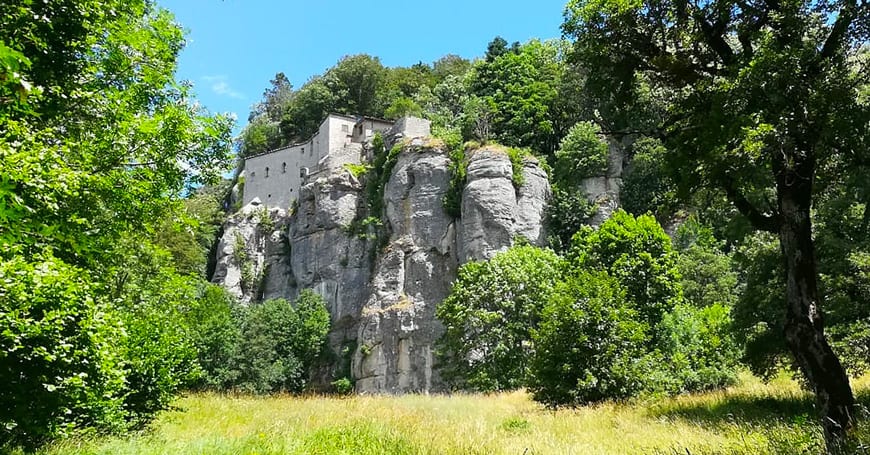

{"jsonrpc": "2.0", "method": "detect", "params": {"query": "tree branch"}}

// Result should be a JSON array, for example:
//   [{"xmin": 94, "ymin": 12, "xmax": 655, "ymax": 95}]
[
  {"xmin": 695, "ymin": 9, "xmax": 736, "ymax": 66},
  {"xmin": 722, "ymin": 175, "xmax": 782, "ymax": 232},
  {"xmin": 820, "ymin": 0, "xmax": 857, "ymax": 62}
]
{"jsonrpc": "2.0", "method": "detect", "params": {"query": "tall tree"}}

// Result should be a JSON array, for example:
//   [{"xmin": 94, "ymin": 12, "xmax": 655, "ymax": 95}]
[
  {"xmin": 564, "ymin": 0, "xmax": 869, "ymax": 447},
  {"xmin": 0, "ymin": 0, "xmax": 232, "ymax": 444}
]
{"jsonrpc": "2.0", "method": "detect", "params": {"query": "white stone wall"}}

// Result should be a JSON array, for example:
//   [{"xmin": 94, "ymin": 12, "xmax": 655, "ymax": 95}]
[
  {"xmin": 243, "ymin": 142, "xmax": 311, "ymax": 209},
  {"xmin": 242, "ymin": 115, "xmax": 428, "ymax": 210}
]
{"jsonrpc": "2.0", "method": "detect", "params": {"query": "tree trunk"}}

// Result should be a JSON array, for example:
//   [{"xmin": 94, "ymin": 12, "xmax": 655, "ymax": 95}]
[{"xmin": 777, "ymin": 176, "xmax": 854, "ymax": 451}]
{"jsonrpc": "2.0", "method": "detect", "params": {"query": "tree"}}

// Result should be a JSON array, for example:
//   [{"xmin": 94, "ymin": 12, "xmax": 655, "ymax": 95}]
[
  {"xmin": 436, "ymin": 245, "xmax": 564, "ymax": 391},
  {"xmin": 469, "ymin": 39, "xmax": 567, "ymax": 154},
  {"xmin": 568, "ymin": 211, "xmax": 682, "ymax": 329},
  {"xmin": 564, "ymin": 0, "xmax": 869, "ymax": 444},
  {"xmin": 324, "ymin": 54, "xmax": 389, "ymax": 117},
  {"xmin": 553, "ymin": 121, "xmax": 610, "ymax": 182},
  {"xmin": 0, "ymin": 0, "xmax": 232, "ymax": 445},
  {"xmin": 530, "ymin": 271, "xmax": 651, "ymax": 406},
  {"xmin": 230, "ymin": 291, "xmax": 330, "ymax": 394}
]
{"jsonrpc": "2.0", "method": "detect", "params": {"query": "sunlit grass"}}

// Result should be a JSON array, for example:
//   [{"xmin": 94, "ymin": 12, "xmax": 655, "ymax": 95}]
[{"xmin": 26, "ymin": 373, "xmax": 870, "ymax": 455}]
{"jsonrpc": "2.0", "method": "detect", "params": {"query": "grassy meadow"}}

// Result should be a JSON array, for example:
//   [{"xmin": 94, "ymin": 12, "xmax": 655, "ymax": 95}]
[{"xmin": 24, "ymin": 374, "xmax": 870, "ymax": 455}]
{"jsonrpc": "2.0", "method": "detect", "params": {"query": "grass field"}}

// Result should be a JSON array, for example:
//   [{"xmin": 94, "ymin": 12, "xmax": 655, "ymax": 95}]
[{"xmin": 25, "ymin": 374, "xmax": 870, "ymax": 455}]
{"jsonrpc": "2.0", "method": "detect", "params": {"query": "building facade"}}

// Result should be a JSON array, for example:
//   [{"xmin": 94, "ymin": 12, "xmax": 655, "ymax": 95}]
[{"xmin": 241, "ymin": 114, "xmax": 396, "ymax": 209}]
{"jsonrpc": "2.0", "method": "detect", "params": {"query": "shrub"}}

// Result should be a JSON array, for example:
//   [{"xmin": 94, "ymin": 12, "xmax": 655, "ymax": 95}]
[
  {"xmin": 231, "ymin": 290, "xmax": 330, "ymax": 394},
  {"xmin": 0, "ymin": 255, "xmax": 127, "ymax": 447},
  {"xmin": 436, "ymin": 245, "xmax": 564, "ymax": 391},
  {"xmin": 505, "ymin": 147, "xmax": 531, "ymax": 187},
  {"xmin": 331, "ymin": 377, "xmax": 354, "ymax": 395},
  {"xmin": 544, "ymin": 185, "xmax": 596, "ymax": 253},
  {"xmin": 619, "ymin": 137, "xmax": 677, "ymax": 218},
  {"xmin": 118, "ymin": 273, "xmax": 201, "ymax": 426},
  {"xmin": 186, "ymin": 284, "xmax": 242, "ymax": 390},
  {"xmin": 568, "ymin": 210, "xmax": 682, "ymax": 328},
  {"xmin": 657, "ymin": 303, "xmax": 741, "ymax": 393},
  {"xmin": 442, "ymin": 145, "xmax": 468, "ymax": 218},
  {"xmin": 530, "ymin": 271, "xmax": 652, "ymax": 406},
  {"xmin": 553, "ymin": 121, "xmax": 609, "ymax": 183}
]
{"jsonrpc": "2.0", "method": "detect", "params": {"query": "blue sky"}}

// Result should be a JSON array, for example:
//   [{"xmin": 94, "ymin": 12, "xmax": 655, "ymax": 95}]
[{"xmin": 157, "ymin": 0, "xmax": 569, "ymax": 134}]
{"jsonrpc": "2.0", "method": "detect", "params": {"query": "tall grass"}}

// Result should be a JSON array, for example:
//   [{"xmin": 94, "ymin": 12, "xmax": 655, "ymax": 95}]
[{"xmin": 21, "ymin": 373, "xmax": 870, "ymax": 455}]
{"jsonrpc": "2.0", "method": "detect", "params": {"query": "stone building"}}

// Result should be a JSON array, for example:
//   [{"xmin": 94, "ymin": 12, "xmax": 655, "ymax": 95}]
[{"xmin": 241, "ymin": 114, "xmax": 429, "ymax": 209}]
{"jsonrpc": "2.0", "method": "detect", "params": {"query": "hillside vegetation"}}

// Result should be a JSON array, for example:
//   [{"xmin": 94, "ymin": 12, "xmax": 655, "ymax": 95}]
[{"xmin": 1, "ymin": 0, "xmax": 868, "ymax": 452}]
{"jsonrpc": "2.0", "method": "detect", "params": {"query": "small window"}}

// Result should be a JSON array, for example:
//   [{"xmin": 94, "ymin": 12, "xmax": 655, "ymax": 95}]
[
  {"xmin": 301, "ymin": 147, "xmax": 304, "ymax": 154},
  {"xmin": 265, "ymin": 167, "xmax": 269, "ymax": 178},
  {"xmin": 282, "ymin": 162, "xmax": 287, "ymax": 173},
  {"xmin": 341, "ymin": 124, "xmax": 349, "ymax": 133},
  {"xmin": 250, "ymin": 172, "xmax": 255, "ymax": 179}
]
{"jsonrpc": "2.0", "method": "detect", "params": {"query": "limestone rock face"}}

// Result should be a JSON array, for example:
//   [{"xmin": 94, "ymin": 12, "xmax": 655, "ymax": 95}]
[
  {"xmin": 353, "ymin": 147, "xmax": 457, "ymax": 393},
  {"xmin": 211, "ymin": 200, "xmax": 291, "ymax": 304},
  {"xmin": 581, "ymin": 137, "xmax": 629, "ymax": 227},
  {"xmin": 459, "ymin": 148, "xmax": 550, "ymax": 263},
  {"xmin": 212, "ymin": 143, "xmax": 551, "ymax": 394},
  {"xmin": 290, "ymin": 171, "xmax": 373, "ymax": 352}
]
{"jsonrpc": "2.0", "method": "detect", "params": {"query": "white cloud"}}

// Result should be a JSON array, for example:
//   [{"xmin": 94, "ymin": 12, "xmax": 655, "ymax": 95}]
[{"xmin": 202, "ymin": 75, "xmax": 245, "ymax": 100}]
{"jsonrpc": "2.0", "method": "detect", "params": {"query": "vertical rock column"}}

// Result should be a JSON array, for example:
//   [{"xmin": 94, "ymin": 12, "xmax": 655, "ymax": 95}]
[{"xmin": 353, "ymin": 146, "xmax": 457, "ymax": 393}]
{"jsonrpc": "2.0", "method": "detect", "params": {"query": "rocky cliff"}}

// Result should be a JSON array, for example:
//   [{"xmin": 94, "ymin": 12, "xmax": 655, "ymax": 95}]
[{"xmin": 211, "ymin": 143, "xmax": 551, "ymax": 393}]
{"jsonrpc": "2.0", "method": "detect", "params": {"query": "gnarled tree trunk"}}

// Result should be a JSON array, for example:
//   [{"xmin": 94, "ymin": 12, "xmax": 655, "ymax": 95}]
[{"xmin": 777, "ymin": 163, "xmax": 854, "ymax": 451}]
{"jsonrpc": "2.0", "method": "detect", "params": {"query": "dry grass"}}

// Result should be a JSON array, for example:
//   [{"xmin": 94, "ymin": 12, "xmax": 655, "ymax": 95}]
[{"xmin": 29, "ymin": 374, "xmax": 870, "ymax": 455}]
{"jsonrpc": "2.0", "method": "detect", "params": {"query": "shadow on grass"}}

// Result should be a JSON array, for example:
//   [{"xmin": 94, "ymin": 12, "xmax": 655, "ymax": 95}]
[{"xmin": 647, "ymin": 386, "xmax": 870, "ymax": 429}]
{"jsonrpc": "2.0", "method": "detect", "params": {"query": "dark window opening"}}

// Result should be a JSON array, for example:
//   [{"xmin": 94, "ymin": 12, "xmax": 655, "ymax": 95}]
[
  {"xmin": 282, "ymin": 162, "xmax": 287, "ymax": 173},
  {"xmin": 265, "ymin": 167, "xmax": 270, "ymax": 178}
]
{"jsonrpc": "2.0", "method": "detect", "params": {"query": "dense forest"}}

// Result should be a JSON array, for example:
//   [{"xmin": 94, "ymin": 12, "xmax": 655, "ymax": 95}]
[{"xmin": 1, "ymin": 0, "xmax": 868, "ymax": 452}]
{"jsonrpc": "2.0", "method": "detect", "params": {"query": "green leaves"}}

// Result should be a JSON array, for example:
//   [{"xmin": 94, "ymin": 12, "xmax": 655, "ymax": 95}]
[
  {"xmin": 436, "ymin": 245, "xmax": 564, "ymax": 392},
  {"xmin": 0, "ymin": 0, "xmax": 233, "ymax": 446},
  {"xmin": 554, "ymin": 121, "xmax": 610, "ymax": 182}
]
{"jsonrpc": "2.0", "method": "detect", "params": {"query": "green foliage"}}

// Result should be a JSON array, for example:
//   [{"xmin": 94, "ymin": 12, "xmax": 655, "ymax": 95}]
[
  {"xmin": 545, "ymin": 185, "xmax": 596, "ymax": 252},
  {"xmin": 113, "ymin": 246, "xmax": 201, "ymax": 425},
  {"xmin": 0, "ymin": 0, "xmax": 232, "ymax": 446},
  {"xmin": 564, "ymin": 0, "xmax": 868, "ymax": 437},
  {"xmin": 530, "ymin": 271, "xmax": 651, "ymax": 406},
  {"xmin": 331, "ymin": 377, "xmax": 354, "ymax": 395},
  {"xmin": 0, "ymin": 255, "xmax": 126, "ymax": 447},
  {"xmin": 238, "ymin": 115, "xmax": 282, "ymax": 158},
  {"xmin": 442, "ymin": 145, "xmax": 468, "ymax": 218},
  {"xmin": 505, "ymin": 147, "xmax": 531, "ymax": 187},
  {"xmin": 343, "ymin": 163, "xmax": 370, "ymax": 179},
  {"xmin": 620, "ymin": 137, "xmax": 676, "ymax": 219},
  {"xmin": 553, "ymin": 121, "xmax": 609, "ymax": 182},
  {"xmin": 657, "ymin": 303, "xmax": 741, "ymax": 393},
  {"xmin": 674, "ymin": 218, "xmax": 739, "ymax": 309},
  {"xmin": 531, "ymin": 212, "xmax": 738, "ymax": 406},
  {"xmin": 568, "ymin": 210, "xmax": 682, "ymax": 328},
  {"xmin": 436, "ymin": 245, "xmax": 564, "ymax": 391},
  {"xmin": 366, "ymin": 138, "xmax": 403, "ymax": 222},
  {"xmin": 256, "ymin": 207, "xmax": 274, "ymax": 232},
  {"xmin": 229, "ymin": 290, "xmax": 331, "ymax": 394},
  {"xmin": 733, "ymin": 196, "xmax": 870, "ymax": 378},
  {"xmin": 153, "ymin": 183, "xmax": 229, "ymax": 277},
  {"xmin": 384, "ymin": 97, "xmax": 423, "ymax": 119},
  {"xmin": 469, "ymin": 39, "xmax": 574, "ymax": 154},
  {"xmin": 186, "ymin": 285, "xmax": 242, "ymax": 390}
]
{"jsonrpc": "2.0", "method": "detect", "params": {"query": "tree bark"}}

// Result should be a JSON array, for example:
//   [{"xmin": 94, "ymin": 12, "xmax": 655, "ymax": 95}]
[{"xmin": 777, "ymin": 167, "xmax": 854, "ymax": 451}]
